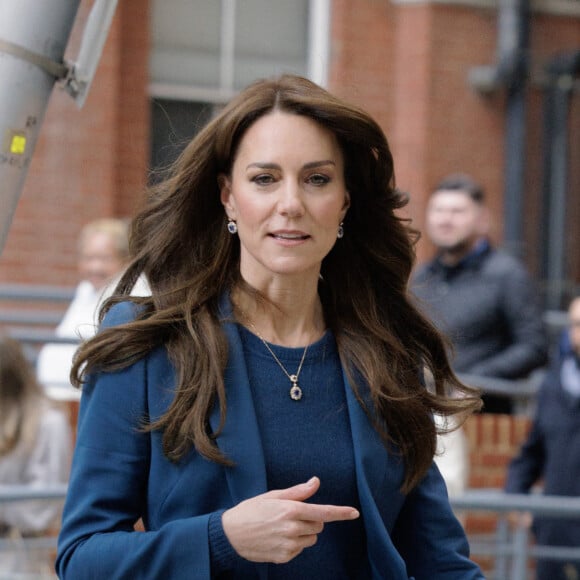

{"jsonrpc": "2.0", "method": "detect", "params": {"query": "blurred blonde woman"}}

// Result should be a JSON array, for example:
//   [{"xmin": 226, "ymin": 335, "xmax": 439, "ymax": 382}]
[{"xmin": 0, "ymin": 335, "xmax": 72, "ymax": 575}]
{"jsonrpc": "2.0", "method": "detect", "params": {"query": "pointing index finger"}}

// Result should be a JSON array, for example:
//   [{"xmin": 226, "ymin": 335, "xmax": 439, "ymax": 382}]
[{"xmin": 299, "ymin": 503, "xmax": 360, "ymax": 523}]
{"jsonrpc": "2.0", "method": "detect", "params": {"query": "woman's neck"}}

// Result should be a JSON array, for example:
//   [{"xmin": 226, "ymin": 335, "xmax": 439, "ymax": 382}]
[{"xmin": 231, "ymin": 283, "xmax": 325, "ymax": 347}]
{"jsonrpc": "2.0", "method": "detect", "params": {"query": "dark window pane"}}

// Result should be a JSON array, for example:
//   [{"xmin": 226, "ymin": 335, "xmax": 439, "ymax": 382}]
[{"xmin": 149, "ymin": 99, "xmax": 214, "ymax": 184}]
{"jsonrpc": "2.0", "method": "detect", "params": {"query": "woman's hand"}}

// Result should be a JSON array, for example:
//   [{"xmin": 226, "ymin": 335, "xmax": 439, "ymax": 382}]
[{"xmin": 221, "ymin": 476, "xmax": 360, "ymax": 564}]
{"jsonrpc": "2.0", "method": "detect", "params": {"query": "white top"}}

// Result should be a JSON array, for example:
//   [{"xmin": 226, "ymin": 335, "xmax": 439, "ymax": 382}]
[
  {"xmin": 36, "ymin": 275, "xmax": 150, "ymax": 400},
  {"xmin": 433, "ymin": 415, "xmax": 470, "ymax": 498}
]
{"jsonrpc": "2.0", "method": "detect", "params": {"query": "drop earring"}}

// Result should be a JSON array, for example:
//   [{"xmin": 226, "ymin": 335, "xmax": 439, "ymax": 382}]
[
  {"xmin": 227, "ymin": 220, "xmax": 238, "ymax": 234},
  {"xmin": 337, "ymin": 222, "xmax": 344, "ymax": 239}
]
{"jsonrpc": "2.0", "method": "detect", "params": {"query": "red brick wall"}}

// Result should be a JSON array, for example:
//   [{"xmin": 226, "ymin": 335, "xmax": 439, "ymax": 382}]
[
  {"xmin": 328, "ymin": 1, "xmax": 507, "ymax": 261},
  {"xmin": 465, "ymin": 413, "xmax": 532, "ymax": 490},
  {"xmin": 328, "ymin": 1, "xmax": 580, "ymax": 269},
  {"xmin": 114, "ymin": 0, "xmax": 151, "ymax": 218},
  {"xmin": 463, "ymin": 414, "xmax": 533, "ymax": 571},
  {"xmin": 329, "ymin": 0, "xmax": 396, "ymax": 133},
  {"xmin": 0, "ymin": 0, "xmax": 150, "ymax": 286},
  {"xmin": 524, "ymin": 10, "xmax": 580, "ymax": 279}
]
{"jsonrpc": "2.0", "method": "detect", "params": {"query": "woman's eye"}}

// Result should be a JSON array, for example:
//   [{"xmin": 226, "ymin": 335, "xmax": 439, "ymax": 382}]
[
  {"xmin": 308, "ymin": 173, "xmax": 330, "ymax": 186},
  {"xmin": 252, "ymin": 174, "xmax": 275, "ymax": 186}
]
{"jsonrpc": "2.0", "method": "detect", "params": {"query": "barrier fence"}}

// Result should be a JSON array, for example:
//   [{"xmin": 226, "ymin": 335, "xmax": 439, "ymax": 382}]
[
  {"xmin": 1, "ymin": 486, "xmax": 579, "ymax": 579},
  {"xmin": 451, "ymin": 489, "xmax": 580, "ymax": 580},
  {"xmin": 0, "ymin": 486, "xmax": 67, "ymax": 579},
  {"xmin": 0, "ymin": 283, "xmax": 76, "ymax": 347}
]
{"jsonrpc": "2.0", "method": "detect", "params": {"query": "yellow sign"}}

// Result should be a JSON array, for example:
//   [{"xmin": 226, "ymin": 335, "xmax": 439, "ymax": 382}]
[{"xmin": 10, "ymin": 133, "xmax": 27, "ymax": 155}]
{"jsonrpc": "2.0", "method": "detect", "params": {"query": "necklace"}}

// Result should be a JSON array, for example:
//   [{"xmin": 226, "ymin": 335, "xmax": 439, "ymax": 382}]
[{"xmin": 245, "ymin": 322, "xmax": 309, "ymax": 401}]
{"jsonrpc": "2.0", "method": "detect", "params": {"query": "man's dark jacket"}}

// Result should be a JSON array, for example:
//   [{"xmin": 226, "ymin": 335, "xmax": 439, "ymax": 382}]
[
  {"xmin": 411, "ymin": 241, "xmax": 547, "ymax": 379},
  {"xmin": 504, "ymin": 352, "xmax": 580, "ymax": 577}
]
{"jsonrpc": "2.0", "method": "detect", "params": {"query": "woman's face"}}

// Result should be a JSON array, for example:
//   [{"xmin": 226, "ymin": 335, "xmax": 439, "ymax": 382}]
[{"xmin": 220, "ymin": 111, "xmax": 349, "ymax": 286}]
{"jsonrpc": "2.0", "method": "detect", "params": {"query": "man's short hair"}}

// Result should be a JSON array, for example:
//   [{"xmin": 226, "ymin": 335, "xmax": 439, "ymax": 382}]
[{"xmin": 432, "ymin": 174, "xmax": 485, "ymax": 204}]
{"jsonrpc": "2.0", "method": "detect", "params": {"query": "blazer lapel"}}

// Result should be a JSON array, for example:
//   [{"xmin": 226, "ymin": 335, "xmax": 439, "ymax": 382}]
[
  {"xmin": 343, "ymin": 371, "xmax": 409, "ymax": 579},
  {"xmin": 211, "ymin": 304, "xmax": 269, "ymax": 579},
  {"xmin": 209, "ymin": 318, "xmax": 268, "ymax": 506}
]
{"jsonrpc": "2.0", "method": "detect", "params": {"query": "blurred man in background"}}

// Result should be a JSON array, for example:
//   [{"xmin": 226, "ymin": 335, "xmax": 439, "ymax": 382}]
[
  {"xmin": 505, "ymin": 295, "xmax": 580, "ymax": 580},
  {"xmin": 412, "ymin": 173, "xmax": 548, "ymax": 414}
]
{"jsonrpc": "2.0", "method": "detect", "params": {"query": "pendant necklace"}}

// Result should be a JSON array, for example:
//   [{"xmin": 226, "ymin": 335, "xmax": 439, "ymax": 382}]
[{"xmin": 244, "ymin": 321, "xmax": 309, "ymax": 401}]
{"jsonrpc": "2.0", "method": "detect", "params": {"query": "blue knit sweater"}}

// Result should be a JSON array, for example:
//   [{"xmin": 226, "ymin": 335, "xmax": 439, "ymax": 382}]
[{"xmin": 209, "ymin": 325, "xmax": 369, "ymax": 578}]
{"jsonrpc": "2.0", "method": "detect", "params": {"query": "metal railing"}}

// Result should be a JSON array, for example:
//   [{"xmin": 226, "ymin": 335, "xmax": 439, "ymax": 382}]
[
  {"xmin": 458, "ymin": 372, "xmax": 545, "ymax": 415},
  {"xmin": 451, "ymin": 489, "xmax": 580, "ymax": 579},
  {"xmin": 0, "ymin": 284, "xmax": 81, "ymax": 400},
  {"xmin": 1, "ymin": 486, "xmax": 579, "ymax": 579},
  {"xmin": 0, "ymin": 283, "xmax": 75, "ymax": 302},
  {"xmin": 0, "ymin": 283, "xmax": 76, "ymax": 344},
  {"xmin": 0, "ymin": 486, "xmax": 67, "ymax": 579}
]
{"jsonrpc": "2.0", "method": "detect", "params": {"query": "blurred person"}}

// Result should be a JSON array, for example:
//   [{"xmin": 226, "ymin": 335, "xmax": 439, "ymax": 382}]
[
  {"xmin": 37, "ymin": 218, "xmax": 148, "ymax": 398},
  {"xmin": 56, "ymin": 74, "xmax": 484, "ymax": 579},
  {"xmin": 412, "ymin": 173, "xmax": 548, "ymax": 415},
  {"xmin": 505, "ymin": 295, "xmax": 580, "ymax": 580},
  {"xmin": 0, "ymin": 334, "xmax": 72, "ymax": 575},
  {"xmin": 54, "ymin": 218, "xmax": 131, "ymax": 339}
]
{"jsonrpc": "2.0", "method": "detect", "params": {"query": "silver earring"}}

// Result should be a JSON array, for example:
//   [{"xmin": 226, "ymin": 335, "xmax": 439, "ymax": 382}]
[
  {"xmin": 337, "ymin": 222, "xmax": 344, "ymax": 239},
  {"xmin": 227, "ymin": 220, "xmax": 238, "ymax": 234}
]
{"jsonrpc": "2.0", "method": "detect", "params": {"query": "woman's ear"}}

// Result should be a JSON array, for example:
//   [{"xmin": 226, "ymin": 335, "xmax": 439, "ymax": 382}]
[
  {"xmin": 218, "ymin": 174, "xmax": 235, "ymax": 217},
  {"xmin": 341, "ymin": 191, "xmax": 351, "ymax": 218}
]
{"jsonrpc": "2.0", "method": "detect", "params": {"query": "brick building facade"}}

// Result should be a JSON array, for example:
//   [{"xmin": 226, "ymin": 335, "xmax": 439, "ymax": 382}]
[{"xmin": 2, "ymin": 0, "xmax": 578, "ymax": 287}]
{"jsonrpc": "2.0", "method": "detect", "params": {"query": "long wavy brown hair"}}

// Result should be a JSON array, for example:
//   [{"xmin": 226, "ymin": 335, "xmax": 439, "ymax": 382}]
[{"xmin": 72, "ymin": 74, "xmax": 481, "ymax": 492}]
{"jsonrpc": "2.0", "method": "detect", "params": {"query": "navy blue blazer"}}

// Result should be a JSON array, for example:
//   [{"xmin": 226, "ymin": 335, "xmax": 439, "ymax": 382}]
[{"xmin": 56, "ymin": 302, "xmax": 483, "ymax": 579}]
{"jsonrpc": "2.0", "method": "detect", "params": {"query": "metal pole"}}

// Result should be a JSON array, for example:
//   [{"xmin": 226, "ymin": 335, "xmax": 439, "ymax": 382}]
[
  {"xmin": 308, "ymin": 0, "xmax": 331, "ymax": 87},
  {"xmin": 510, "ymin": 524, "xmax": 530, "ymax": 580},
  {"xmin": 545, "ymin": 79, "xmax": 571, "ymax": 309},
  {"xmin": 467, "ymin": 0, "xmax": 530, "ymax": 258},
  {"xmin": 0, "ymin": 0, "xmax": 82, "ymax": 253},
  {"xmin": 500, "ymin": 0, "xmax": 529, "ymax": 259},
  {"xmin": 540, "ymin": 50, "xmax": 580, "ymax": 309},
  {"xmin": 503, "ymin": 83, "xmax": 527, "ymax": 258},
  {"xmin": 494, "ymin": 516, "xmax": 510, "ymax": 579}
]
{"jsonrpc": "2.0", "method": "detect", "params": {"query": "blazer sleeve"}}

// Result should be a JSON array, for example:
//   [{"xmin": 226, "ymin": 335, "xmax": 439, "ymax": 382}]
[
  {"xmin": 55, "ymin": 303, "xmax": 215, "ymax": 580},
  {"xmin": 391, "ymin": 463, "xmax": 484, "ymax": 580}
]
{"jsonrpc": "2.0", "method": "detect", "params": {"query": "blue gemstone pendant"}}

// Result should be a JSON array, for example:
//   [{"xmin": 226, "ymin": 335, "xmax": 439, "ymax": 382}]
[{"xmin": 290, "ymin": 383, "xmax": 303, "ymax": 401}]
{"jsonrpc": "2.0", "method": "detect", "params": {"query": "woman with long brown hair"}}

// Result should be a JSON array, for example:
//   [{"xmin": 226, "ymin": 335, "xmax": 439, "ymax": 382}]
[{"xmin": 57, "ymin": 74, "xmax": 483, "ymax": 579}]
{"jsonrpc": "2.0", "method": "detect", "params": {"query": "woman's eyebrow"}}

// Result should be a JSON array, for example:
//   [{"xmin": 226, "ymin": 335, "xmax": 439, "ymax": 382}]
[
  {"xmin": 246, "ymin": 162, "xmax": 279, "ymax": 170},
  {"xmin": 246, "ymin": 160, "xmax": 336, "ymax": 171},
  {"xmin": 303, "ymin": 160, "xmax": 336, "ymax": 169}
]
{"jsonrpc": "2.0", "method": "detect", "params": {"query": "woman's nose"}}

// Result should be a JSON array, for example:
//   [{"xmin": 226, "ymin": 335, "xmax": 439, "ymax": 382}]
[{"xmin": 277, "ymin": 180, "xmax": 305, "ymax": 217}]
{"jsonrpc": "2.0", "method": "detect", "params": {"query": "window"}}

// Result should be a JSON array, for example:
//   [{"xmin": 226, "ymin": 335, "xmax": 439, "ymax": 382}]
[{"xmin": 149, "ymin": 0, "xmax": 330, "ymax": 173}]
